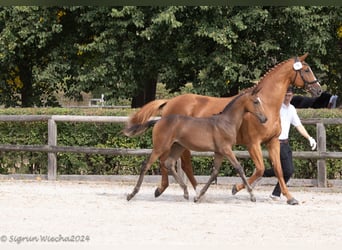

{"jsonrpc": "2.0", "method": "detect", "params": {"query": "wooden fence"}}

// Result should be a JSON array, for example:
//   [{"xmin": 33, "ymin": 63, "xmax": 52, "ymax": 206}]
[{"xmin": 0, "ymin": 115, "xmax": 341, "ymax": 187}]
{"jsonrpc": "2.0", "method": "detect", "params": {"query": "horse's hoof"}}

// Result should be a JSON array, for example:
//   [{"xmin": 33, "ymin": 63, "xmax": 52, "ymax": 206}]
[
  {"xmin": 232, "ymin": 184, "xmax": 238, "ymax": 195},
  {"xmin": 287, "ymin": 197, "xmax": 299, "ymax": 205},
  {"xmin": 250, "ymin": 194, "xmax": 256, "ymax": 202},
  {"xmin": 184, "ymin": 193, "xmax": 189, "ymax": 200},
  {"xmin": 154, "ymin": 188, "xmax": 162, "ymax": 198}
]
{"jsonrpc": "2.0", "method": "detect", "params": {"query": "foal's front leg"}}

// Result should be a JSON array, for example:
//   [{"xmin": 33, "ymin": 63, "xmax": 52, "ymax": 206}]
[
  {"xmin": 194, "ymin": 153, "xmax": 223, "ymax": 202},
  {"xmin": 227, "ymin": 151, "xmax": 256, "ymax": 202}
]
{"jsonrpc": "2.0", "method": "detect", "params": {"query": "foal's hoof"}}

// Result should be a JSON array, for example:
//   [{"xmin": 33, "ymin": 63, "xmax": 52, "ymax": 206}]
[
  {"xmin": 194, "ymin": 196, "xmax": 200, "ymax": 203},
  {"xmin": 232, "ymin": 184, "xmax": 238, "ymax": 195},
  {"xmin": 154, "ymin": 188, "xmax": 162, "ymax": 198},
  {"xmin": 287, "ymin": 197, "xmax": 299, "ymax": 205},
  {"xmin": 184, "ymin": 193, "xmax": 189, "ymax": 200},
  {"xmin": 250, "ymin": 194, "xmax": 256, "ymax": 202},
  {"xmin": 126, "ymin": 193, "xmax": 134, "ymax": 201}
]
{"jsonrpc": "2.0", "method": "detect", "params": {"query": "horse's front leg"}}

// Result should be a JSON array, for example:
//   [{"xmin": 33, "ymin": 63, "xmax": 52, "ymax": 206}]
[
  {"xmin": 194, "ymin": 153, "xmax": 223, "ymax": 202},
  {"xmin": 232, "ymin": 143, "xmax": 264, "ymax": 195},
  {"xmin": 267, "ymin": 139, "xmax": 298, "ymax": 205}
]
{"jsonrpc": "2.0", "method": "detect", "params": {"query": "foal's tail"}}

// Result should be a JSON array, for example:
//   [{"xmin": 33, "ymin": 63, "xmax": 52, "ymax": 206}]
[
  {"xmin": 123, "ymin": 119, "xmax": 159, "ymax": 137},
  {"xmin": 123, "ymin": 99, "xmax": 168, "ymax": 137}
]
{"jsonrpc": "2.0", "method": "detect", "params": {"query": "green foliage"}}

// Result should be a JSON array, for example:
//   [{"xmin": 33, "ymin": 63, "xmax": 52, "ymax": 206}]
[
  {"xmin": 0, "ymin": 7, "xmax": 341, "ymax": 107},
  {"xmin": 0, "ymin": 108, "xmax": 341, "ymax": 179}
]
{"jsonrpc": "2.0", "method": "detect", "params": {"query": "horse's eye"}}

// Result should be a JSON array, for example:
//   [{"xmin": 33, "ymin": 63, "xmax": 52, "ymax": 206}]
[
  {"xmin": 304, "ymin": 68, "xmax": 310, "ymax": 73},
  {"xmin": 253, "ymin": 100, "xmax": 260, "ymax": 104}
]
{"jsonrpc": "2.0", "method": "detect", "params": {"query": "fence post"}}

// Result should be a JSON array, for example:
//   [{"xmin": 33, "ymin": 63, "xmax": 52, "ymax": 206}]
[
  {"xmin": 316, "ymin": 123, "xmax": 327, "ymax": 187},
  {"xmin": 48, "ymin": 118, "xmax": 57, "ymax": 180}
]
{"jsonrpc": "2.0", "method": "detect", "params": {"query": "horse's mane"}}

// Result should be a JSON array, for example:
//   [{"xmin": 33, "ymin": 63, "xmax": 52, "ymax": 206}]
[
  {"xmin": 256, "ymin": 58, "xmax": 292, "ymax": 86},
  {"xmin": 214, "ymin": 58, "xmax": 292, "ymax": 116},
  {"xmin": 223, "ymin": 58, "xmax": 292, "ymax": 103}
]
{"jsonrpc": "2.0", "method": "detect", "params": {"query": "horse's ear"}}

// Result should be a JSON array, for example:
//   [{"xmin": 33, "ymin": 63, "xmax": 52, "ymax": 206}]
[{"xmin": 299, "ymin": 52, "xmax": 309, "ymax": 62}]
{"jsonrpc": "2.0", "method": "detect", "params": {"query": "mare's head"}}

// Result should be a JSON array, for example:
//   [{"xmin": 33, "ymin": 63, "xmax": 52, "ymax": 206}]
[
  {"xmin": 291, "ymin": 53, "xmax": 322, "ymax": 97},
  {"xmin": 241, "ymin": 86, "xmax": 268, "ymax": 124}
]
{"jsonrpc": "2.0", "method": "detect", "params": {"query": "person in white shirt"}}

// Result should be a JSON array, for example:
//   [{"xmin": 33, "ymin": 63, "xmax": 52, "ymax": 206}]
[
  {"xmin": 328, "ymin": 94, "xmax": 338, "ymax": 109},
  {"xmin": 263, "ymin": 87, "xmax": 317, "ymax": 200}
]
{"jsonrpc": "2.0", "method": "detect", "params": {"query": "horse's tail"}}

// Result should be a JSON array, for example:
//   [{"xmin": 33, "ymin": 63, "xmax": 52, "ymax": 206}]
[{"xmin": 123, "ymin": 99, "xmax": 168, "ymax": 137}]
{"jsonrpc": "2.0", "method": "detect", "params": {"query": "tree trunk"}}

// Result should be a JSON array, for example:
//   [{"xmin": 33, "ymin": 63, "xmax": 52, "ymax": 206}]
[
  {"xmin": 19, "ymin": 62, "xmax": 34, "ymax": 107},
  {"xmin": 131, "ymin": 74, "xmax": 158, "ymax": 108}
]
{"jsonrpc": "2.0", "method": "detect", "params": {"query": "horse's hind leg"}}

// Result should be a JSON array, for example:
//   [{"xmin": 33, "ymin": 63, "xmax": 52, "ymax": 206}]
[
  {"xmin": 180, "ymin": 149, "xmax": 198, "ymax": 191},
  {"xmin": 165, "ymin": 143, "xmax": 189, "ymax": 200},
  {"xmin": 127, "ymin": 152, "xmax": 159, "ymax": 201},
  {"xmin": 194, "ymin": 153, "xmax": 223, "ymax": 202},
  {"xmin": 232, "ymin": 143, "xmax": 264, "ymax": 196},
  {"xmin": 154, "ymin": 161, "xmax": 169, "ymax": 198}
]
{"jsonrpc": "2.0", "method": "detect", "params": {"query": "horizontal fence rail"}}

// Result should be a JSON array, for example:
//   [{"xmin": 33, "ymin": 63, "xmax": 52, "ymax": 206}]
[{"xmin": 0, "ymin": 115, "xmax": 341, "ymax": 187}]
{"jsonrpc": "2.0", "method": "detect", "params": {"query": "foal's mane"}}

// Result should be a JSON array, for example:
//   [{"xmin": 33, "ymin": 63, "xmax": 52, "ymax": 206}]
[
  {"xmin": 220, "ymin": 85, "xmax": 260, "ymax": 114},
  {"xmin": 220, "ymin": 92, "xmax": 245, "ymax": 113}
]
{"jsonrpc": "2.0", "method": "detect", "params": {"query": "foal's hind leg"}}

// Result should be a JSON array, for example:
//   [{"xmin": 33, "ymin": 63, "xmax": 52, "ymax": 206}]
[
  {"xmin": 127, "ymin": 152, "xmax": 160, "ymax": 201},
  {"xmin": 155, "ymin": 149, "xmax": 197, "ymax": 198},
  {"xmin": 165, "ymin": 143, "xmax": 189, "ymax": 200},
  {"xmin": 165, "ymin": 158, "xmax": 189, "ymax": 200}
]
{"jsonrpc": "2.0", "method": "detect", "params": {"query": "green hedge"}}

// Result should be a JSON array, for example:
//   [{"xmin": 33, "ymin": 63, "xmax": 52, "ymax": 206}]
[{"xmin": 0, "ymin": 108, "xmax": 341, "ymax": 179}]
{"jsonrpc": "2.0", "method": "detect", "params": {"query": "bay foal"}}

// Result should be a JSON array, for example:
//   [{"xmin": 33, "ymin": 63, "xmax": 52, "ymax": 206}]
[{"xmin": 126, "ymin": 87, "xmax": 267, "ymax": 202}]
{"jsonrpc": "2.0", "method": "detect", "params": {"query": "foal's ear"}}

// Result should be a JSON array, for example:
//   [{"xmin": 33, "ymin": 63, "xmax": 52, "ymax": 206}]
[
  {"xmin": 299, "ymin": 52, "xmax": 309, "ymax": 62},
  {"xmin": 252, "ymin": 86, "xmax": 262, "ymax": 95}
]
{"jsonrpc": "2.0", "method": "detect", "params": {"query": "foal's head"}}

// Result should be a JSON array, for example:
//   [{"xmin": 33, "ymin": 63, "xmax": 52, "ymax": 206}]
[{"xmin": 243, "ymin": 87, "xmax": 267, "ymax": 124}]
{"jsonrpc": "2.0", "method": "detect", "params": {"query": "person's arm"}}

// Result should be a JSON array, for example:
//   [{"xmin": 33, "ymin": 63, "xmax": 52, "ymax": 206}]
[
  {"xmin": 295, "ymin": 124, "xmax": 310, "ymax": 139},
  {"xmin": 295, "ymin": 125, "xmax": 316, "ymax": 150}
]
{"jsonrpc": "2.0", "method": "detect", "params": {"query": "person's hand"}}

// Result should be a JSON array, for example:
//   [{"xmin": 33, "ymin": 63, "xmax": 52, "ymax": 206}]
[{"xmin": 308, "ymin": 137, "xmax": 317, "ymax": 150}]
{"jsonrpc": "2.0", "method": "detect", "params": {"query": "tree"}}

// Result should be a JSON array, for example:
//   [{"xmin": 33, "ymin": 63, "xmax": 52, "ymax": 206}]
[
  {"xmin": 0, "ymin": 6, "xmax": 71, "ymax": 107},
  {"xmin": 0, "ymin": 6, "xmax": 341, "ymax": 108}
]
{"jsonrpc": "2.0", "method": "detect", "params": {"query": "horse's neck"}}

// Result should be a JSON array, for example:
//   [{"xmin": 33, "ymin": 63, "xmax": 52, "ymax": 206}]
[{"xmin": 258, "ymin": 65, "xmax": 292, "ymax": 113}]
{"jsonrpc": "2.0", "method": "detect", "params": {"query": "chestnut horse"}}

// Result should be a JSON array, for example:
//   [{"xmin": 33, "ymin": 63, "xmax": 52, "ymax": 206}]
[
  {"xmin": 126, "ymin": 87, "xmax": 267, "ymax": 201},
  {"xmin": 124, "ymin": 53, "xmax": 322, "ymax": 205}
]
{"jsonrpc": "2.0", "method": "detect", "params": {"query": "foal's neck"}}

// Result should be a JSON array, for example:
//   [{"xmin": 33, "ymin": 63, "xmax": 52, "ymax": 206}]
[{"xmin": 219, "ymin": 96, "xmax": 248, "ymax": 130}]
